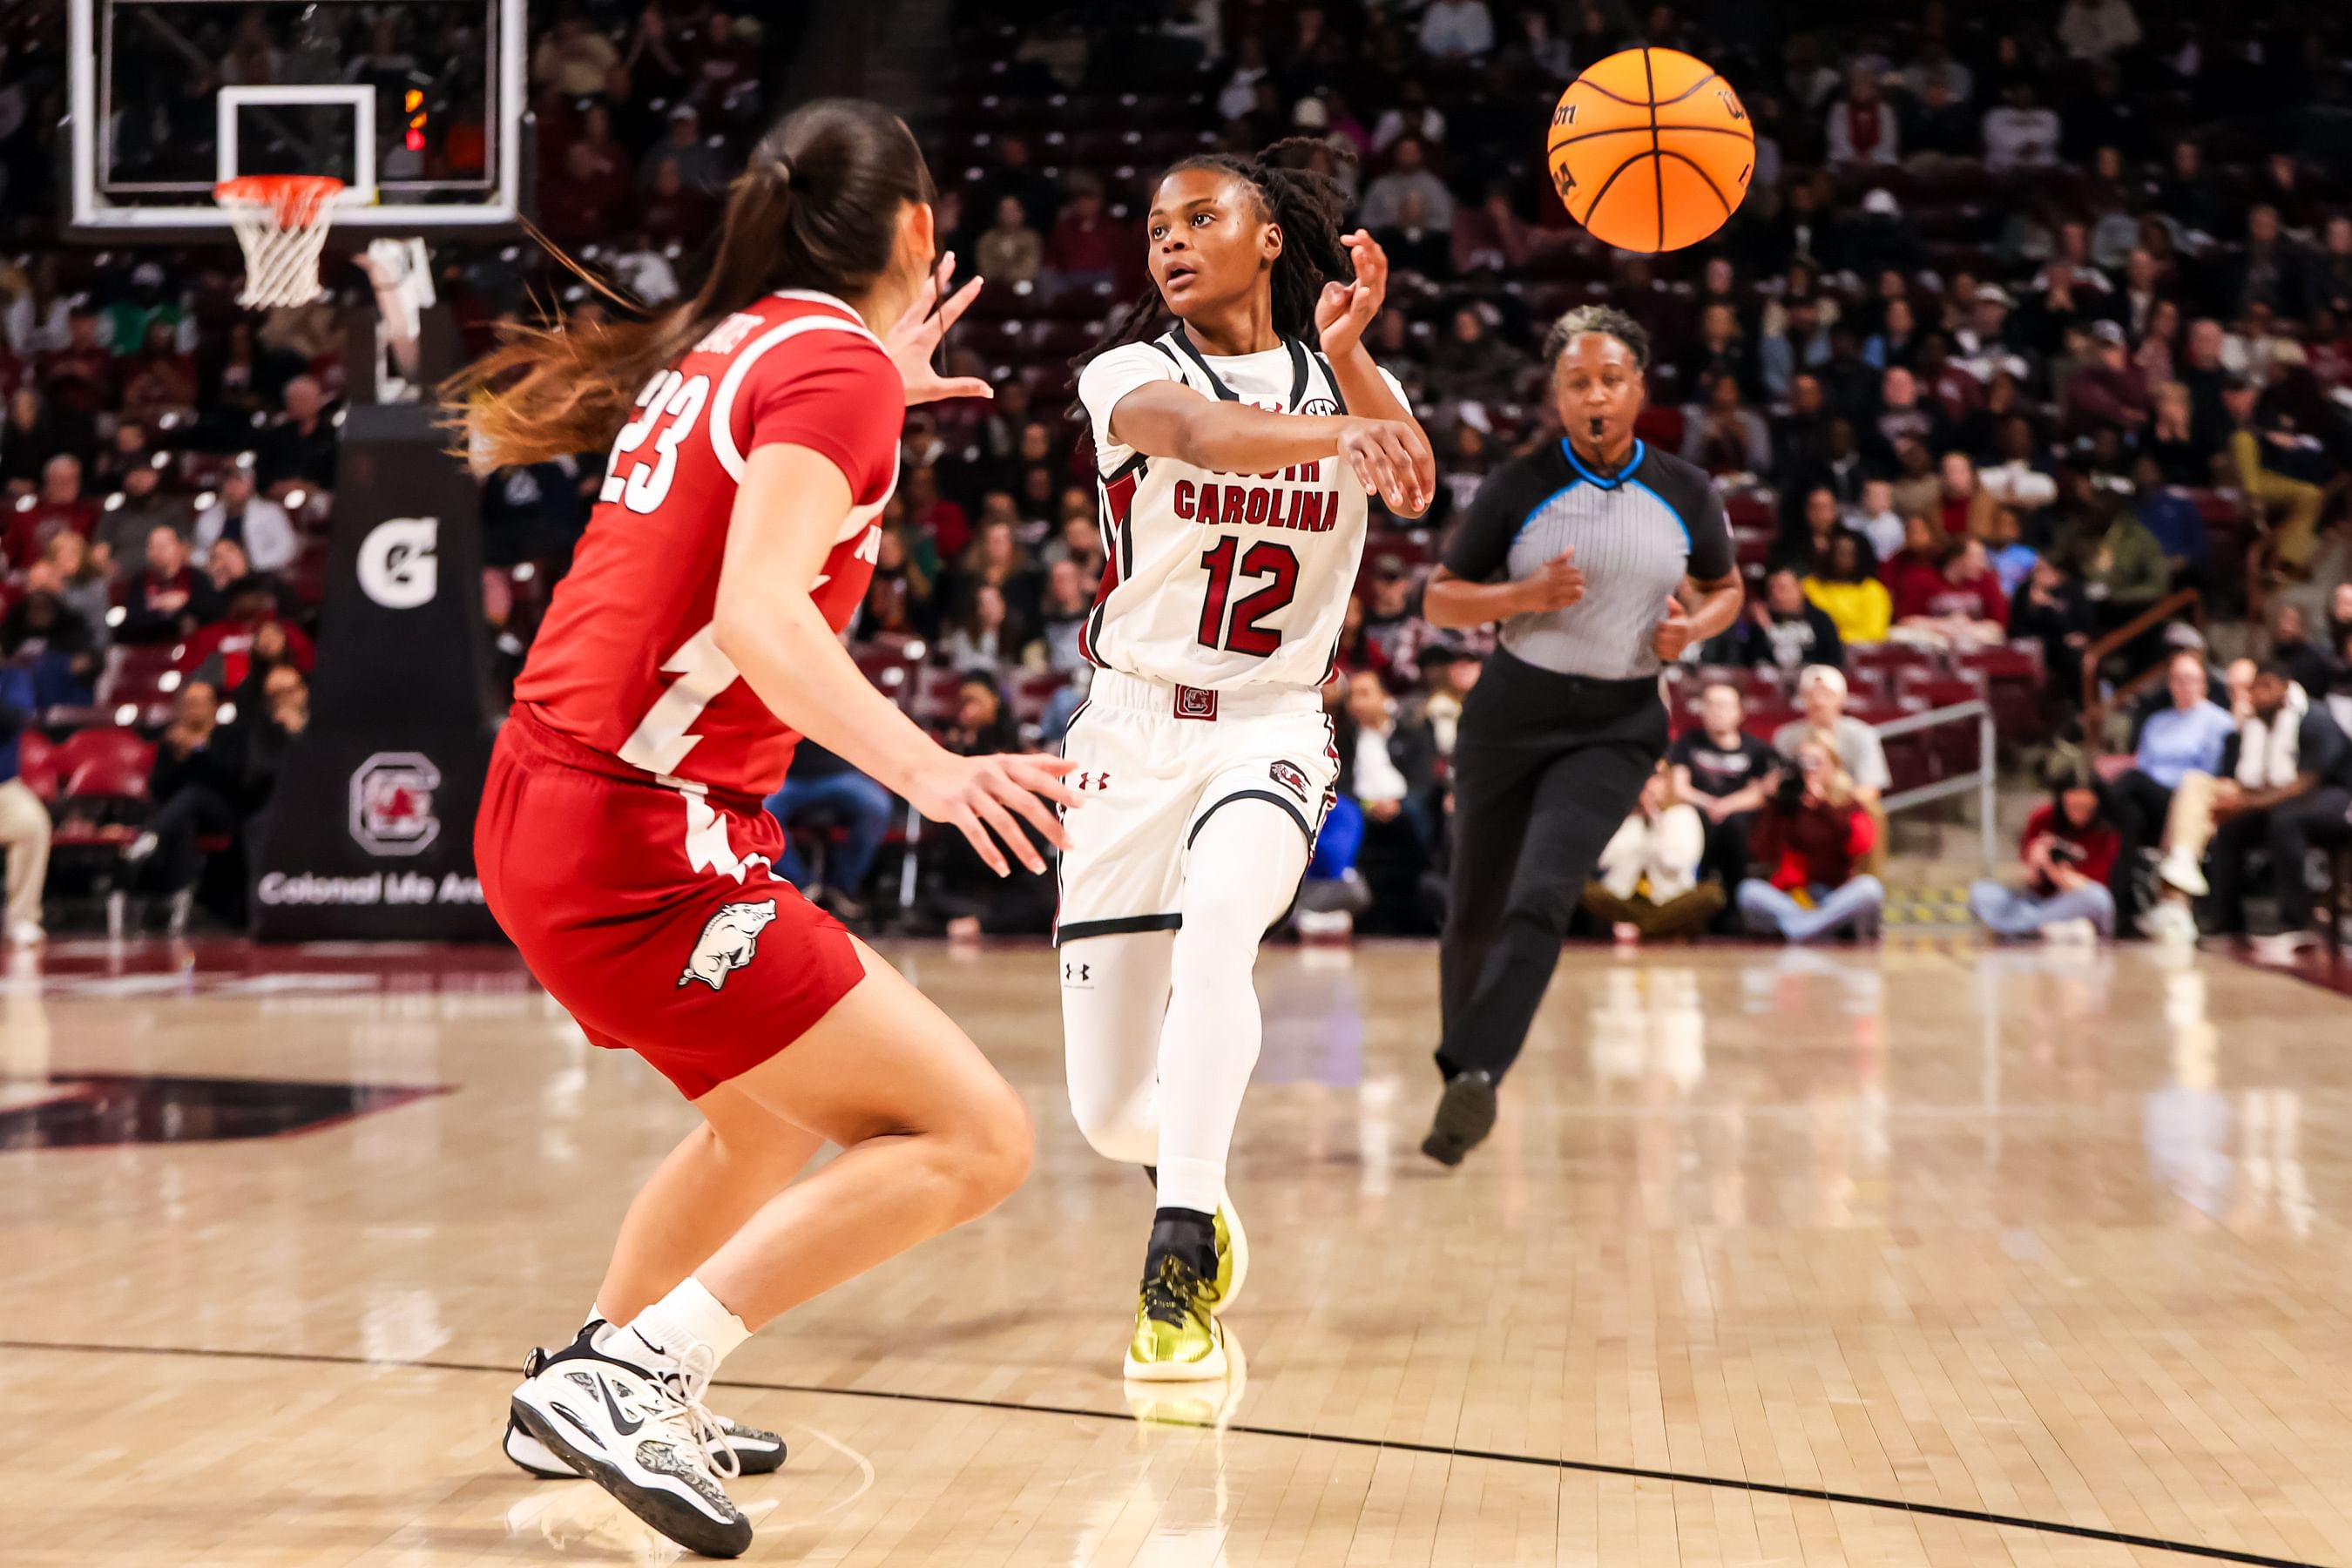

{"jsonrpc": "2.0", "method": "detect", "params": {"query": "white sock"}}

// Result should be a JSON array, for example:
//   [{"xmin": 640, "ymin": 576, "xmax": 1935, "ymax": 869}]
[
  {"xmin": 1152, "ymin": 805, "xmax": 1304, "ymax": 1216},
  {"xmin": 605, "ymin": 1277, "xmax": 751, "ymax": 1371}
]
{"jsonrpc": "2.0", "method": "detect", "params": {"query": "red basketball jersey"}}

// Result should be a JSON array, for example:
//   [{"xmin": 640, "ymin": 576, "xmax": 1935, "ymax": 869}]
[{"xmin": 515, "ymin": 290, "xmax": 902, "ymax": 800}]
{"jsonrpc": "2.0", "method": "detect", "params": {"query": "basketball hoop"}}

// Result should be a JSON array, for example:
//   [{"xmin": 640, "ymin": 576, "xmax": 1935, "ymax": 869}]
[{"xmin": 214, "ymin": 174, "xmax": 346, "ymax": 308}]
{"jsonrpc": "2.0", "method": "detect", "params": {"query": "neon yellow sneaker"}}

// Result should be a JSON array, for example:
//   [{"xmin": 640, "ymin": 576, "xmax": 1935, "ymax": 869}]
[
  {"xmin": 1210, "ymin": 1196, "xmax": 1247, "ymax": 1316},
  {"xmin": 1123, "ymin": 1254, "xmax": 1228, "ymax": 1382}
]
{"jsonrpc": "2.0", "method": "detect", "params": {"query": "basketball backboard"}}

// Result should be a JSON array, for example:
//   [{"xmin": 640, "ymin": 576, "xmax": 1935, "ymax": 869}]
[{"xmin": 66, "ymin": 0, "xmax": 529, "ymax": 239}]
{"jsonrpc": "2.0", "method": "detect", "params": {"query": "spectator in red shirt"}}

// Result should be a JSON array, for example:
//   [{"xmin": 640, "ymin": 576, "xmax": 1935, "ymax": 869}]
[
  {"xmin": 538, "ymin": 139, "xmax": 634, "ymax": 247},
  {"xmin": 1969, "ymin": 771, "xmax": 2121, "ymax": 937},
  {"xmin": 1878, "ymin": 512, "xmax": 1945, "ymax": 607},
  {"xmin": 37, "ymin": 310, "xmax": 112, "ymax": 421},
  {"xmin": 179, "ymin": 584, "xmax": 317, "ymax": 687},
  {"xmin": 1894, "ymin": 536, "xmax": 2009, "ymax": 645},
  {"xmin": 7, "ymin": 454, "xmax": 98, "ymax": 568},
  {"xmin": 1043, "ymin": 172, "xmax": 1130, "ymax": 291},
  {"xmin": 902, "ymin": 462, "xmax": 968, "ymax": 560},
  {"xmin": 1734, "ymin": 733, "xmax": 1885, "ymax": 941},
  {"xmin": 2065, "ymin": 319, "xmax": 2153, "ymax": 439}
]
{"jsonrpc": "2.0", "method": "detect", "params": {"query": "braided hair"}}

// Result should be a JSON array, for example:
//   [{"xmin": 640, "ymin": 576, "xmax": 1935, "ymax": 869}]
[{"xmin": 1070, "ymin": 138, "xmax": 1358, "ymax": 394}]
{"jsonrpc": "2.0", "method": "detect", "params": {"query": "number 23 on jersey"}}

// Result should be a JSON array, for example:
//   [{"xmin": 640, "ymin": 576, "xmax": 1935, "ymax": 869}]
[{"xmin": 601, "ymin": 370, "xmax": 711, "ymax": 514}]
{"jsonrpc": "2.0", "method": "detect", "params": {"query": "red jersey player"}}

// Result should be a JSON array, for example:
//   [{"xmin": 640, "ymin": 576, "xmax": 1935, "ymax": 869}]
[{"xmin": 456, "ymin": 101, "xmax": 1075, "ymax": 1558}]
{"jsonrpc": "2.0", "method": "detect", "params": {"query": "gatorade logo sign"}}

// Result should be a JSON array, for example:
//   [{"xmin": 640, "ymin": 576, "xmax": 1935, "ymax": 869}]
[{"xmin": 358, "ymin": 517, "xmax": 439, "ymax": 609}]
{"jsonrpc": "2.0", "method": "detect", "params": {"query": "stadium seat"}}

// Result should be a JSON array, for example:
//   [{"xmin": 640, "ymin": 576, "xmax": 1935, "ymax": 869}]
[
  {"xmin": 51, "ymin": 726, "xmax": 150, "ymax": 782},
  {"xmin": 15, "ymin": 730, "xmax": 58, "ymax": 802}
]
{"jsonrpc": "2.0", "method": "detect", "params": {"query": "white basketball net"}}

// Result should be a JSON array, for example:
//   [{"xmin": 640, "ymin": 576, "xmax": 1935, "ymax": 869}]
[{"xmin": 214, "ymin": 175, "xmax": 345, "ymax": 308}]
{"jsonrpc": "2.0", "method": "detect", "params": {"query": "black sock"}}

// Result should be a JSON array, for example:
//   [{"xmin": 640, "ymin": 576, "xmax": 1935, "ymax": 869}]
[{"xmin": 1146, "ymin": 1206, "xmax": 1215, "ymax": 1279}]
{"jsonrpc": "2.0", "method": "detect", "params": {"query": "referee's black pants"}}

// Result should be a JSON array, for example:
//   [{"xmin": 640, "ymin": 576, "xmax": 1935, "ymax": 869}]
[{"xmin": 1436, "ymin": 652, "xmax": 1669, "ymax": 1084}]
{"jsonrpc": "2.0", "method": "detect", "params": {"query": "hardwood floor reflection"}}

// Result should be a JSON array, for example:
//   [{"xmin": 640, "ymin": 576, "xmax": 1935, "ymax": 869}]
[{"xmin": 4, "ymin": 938, "xmax": 2350, "ymax": 1565}]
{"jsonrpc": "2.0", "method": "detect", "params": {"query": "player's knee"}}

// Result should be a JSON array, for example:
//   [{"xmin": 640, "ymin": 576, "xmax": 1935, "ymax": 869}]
[
  {"xmin": 1068, "ymin": 1079, "xmax": 1156, "ymax": 1165},
  {"xmin": 943, "ymin": 1075, "xmax": 1033, "ymax": 1220}
]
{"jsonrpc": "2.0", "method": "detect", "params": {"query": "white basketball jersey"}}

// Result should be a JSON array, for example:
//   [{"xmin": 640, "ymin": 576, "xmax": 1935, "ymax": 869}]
[{"xmin": 1076, "ymin": 331, "xmax": 1404, "ymax": 693}]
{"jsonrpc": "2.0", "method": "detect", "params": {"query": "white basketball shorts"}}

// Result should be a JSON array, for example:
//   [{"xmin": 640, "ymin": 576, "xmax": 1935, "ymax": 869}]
[{"xmin": 1054, "ymin": 670, "xmax": 1339, "ymax": 943}]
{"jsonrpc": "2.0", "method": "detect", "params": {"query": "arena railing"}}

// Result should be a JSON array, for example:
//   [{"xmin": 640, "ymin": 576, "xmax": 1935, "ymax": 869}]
[{"xmin": 1876, "ymin": 698, "xmax": 1997, "ymax": 871}]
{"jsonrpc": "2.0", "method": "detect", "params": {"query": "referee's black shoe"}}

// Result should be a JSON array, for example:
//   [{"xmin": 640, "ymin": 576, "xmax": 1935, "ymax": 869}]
[{"xmin": 1421, "ymin": 1071, "xmax": 1498, "ymax": 1166}]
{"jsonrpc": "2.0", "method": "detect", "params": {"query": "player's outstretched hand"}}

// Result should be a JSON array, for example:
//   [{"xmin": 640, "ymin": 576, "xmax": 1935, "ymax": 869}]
[
  {"xmin": 1336, "ymin": 418, "xmax": 1433, "ymax": 517},
  {"xmin": 888, "ymin": 253, "xmax": 994, "ymax": 406},
  {"xmin": 1314, "ymin": 229, "xmax": 1390, "ymax": 361},
  {"xmin": 906, "ymin": 749, "xmax": 1080, "ymax": 877}
]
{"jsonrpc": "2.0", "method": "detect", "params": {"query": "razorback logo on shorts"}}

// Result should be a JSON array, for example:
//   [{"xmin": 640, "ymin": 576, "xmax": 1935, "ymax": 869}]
[
  {"xmin": 1269, "ymin": 760, "xmax": 1309, "ymax": 801},
  {"xmin": 1173, "ymin": 684, "xmax": 1219, "ymax": 721},
  {"xmin": 679, "ymin": 899, "xmax": 778, "ymax": 990}
]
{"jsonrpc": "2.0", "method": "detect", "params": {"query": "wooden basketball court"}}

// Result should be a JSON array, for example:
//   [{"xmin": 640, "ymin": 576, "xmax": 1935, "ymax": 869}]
[{"xmin": 6, "ymin": 937, "xmax": 2350, "ymax": 1566}]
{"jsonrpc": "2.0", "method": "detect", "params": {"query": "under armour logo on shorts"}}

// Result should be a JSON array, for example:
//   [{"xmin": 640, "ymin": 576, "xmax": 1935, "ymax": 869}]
[{"xmin": 1173, "ymin": 685, "xmax": 1219, "ymax": 721}]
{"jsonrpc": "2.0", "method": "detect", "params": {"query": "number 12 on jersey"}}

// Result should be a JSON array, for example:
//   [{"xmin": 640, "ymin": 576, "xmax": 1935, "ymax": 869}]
[{"xmin": 1195, "ymin": 537, "xmax": 1299, "ymax": 657}]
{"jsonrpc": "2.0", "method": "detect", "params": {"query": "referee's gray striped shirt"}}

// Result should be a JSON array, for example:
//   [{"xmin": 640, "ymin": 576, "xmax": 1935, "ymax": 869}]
[{"xmin": 1440, "ymin": 439, "xmax": 1734, "ymax": 679}]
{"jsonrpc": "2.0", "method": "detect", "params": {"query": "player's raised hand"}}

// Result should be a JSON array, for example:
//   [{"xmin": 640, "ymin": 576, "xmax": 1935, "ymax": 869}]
[
  {"xmin": 887, "ymin": 252, "xmax": 994, "ymax": 406},
  {"xmin": 1336, "ymin": 417, "xmax": 1434, "ymax": 517},
  {"xmin": 1315, "ymin": 230, "xmax": 1390, "ymax": 361},
  {"xmin": 905, "ymin": 748, "xmax": 1080, "ymax": 877}
]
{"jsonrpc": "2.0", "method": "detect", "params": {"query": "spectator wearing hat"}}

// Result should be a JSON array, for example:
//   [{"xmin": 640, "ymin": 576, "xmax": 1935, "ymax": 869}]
[
  {"xmin": 1773, "ymin": 664, "xmax": 1890, "ymax": 811},
  {"xmin": 637, "ymin": 104, "xmax": 726, "ymax": 195},
  {"xmin": 100, "ymin": 262, "xmax": 186, "ymax": 358},
  {"xmin": 1970, "ymin": 768, "xmax": 2122, "ymax": 939},
  {"xmin": 1956, "ymin": 285, "xmax": 2030, "ymax": 387},
  {"xmin": 2064, "ymin": 319, "xmax": 2151, "ymax": 439},
  {"xmin": 92, "ymin": 461, "xmax": 187, "ymax": 577}
]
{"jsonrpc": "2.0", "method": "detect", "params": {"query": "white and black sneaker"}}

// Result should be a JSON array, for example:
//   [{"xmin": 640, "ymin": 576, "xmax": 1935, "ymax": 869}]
[
  {"xmin": 504, "ymin": 1346, "xmax": 786, "ymax": 1478},
  {"xmin": 507, "ymin": 1325, "xmax": 753, "ymax": 1558}
]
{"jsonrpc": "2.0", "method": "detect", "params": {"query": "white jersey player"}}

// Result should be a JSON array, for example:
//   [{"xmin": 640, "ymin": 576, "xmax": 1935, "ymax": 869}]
[{"xmin": 1059, "ymin": 146, "xmax": 1434, "ymax": 1382}]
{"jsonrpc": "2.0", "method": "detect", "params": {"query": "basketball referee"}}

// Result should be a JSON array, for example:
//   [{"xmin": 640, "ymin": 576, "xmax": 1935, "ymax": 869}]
[{"xmin": 1419, "ymin": 306, "xmax": 1743, "ymax": 1166}]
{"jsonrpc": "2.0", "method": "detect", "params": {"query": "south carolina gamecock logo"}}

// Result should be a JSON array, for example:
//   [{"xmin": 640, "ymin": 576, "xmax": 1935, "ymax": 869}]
[
  {"xmin": 1269, "ymin": 760, "xmax": 1309, "ymax": 801},
  {"xmin": 348, "ymin": 752, "xmax": 443, "ymax": 856},
  {"xmin": 679, "ymin": 900, "xmax": 778, "ymax": 991}
]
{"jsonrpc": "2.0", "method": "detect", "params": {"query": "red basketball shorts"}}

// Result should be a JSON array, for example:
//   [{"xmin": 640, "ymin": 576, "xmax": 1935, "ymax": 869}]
[{"xmin": 477, "ymin": 706, "xmax": 866, "ymax": 1099}]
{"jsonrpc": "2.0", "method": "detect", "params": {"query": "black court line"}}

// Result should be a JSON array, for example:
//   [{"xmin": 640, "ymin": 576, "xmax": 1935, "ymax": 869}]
[{"xmin": 0, "ymin": 1337, "xmax": 2331, "ymax": 1568}]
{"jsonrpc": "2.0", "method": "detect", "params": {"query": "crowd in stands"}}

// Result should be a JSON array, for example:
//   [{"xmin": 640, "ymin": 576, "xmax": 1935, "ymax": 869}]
[{"xmin": 3, "ymin": 0, "xmax": 2351, "ymax": 945}]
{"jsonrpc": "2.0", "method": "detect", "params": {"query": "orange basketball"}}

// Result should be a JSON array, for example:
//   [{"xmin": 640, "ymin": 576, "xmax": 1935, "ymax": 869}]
[{"xmin": 1546, "ymin": 47, "xmax": 1754, "ymax": 254}]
